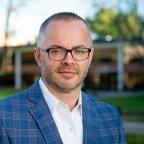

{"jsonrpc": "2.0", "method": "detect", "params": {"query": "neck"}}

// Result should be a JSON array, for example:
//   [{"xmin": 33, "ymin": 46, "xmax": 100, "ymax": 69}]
[{"xmin": 43, "ymin": 80, "xmax": 81, "ymax": 111}]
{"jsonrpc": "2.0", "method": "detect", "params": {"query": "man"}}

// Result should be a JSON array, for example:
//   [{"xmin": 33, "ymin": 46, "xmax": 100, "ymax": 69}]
[{"xmin": 0, "ymin": 12, "xmax": 126, "ymax": 144}]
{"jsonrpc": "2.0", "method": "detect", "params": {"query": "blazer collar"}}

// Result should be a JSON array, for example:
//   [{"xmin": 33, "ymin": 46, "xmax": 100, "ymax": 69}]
[
  {"xmin": 27, "ymin": 80, "xmax": 63, "ymax": 144},
  {"xmin": 82, "ymin": 92, "xmax": 99, "ymax": 144},
  {"xmin": 27, "ymin": 81, "xmax": 99, "ymax": 144}
]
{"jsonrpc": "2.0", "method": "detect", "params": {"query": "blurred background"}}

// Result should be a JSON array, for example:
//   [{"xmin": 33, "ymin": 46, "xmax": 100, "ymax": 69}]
[{"xmin": 0, "ymin": 0, "xmax": 144, "ymax": 143}]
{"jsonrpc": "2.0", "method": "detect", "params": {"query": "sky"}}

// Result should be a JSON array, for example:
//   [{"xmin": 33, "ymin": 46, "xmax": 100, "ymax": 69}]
[
  {"xmin": 0, "ymin": 0, "xmax": 94, "ymax": 46},
  {"xmin": 0, "ymin": 0, "xmax": 144, "ymax": 46}
]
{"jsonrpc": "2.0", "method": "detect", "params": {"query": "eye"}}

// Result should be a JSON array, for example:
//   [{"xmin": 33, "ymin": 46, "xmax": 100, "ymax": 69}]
[
  {"xmin": 74, "ymin": 48, "xmax": 88, "ymax": 54},
  {"xmin": 49, "ymin": 48, "xmax": 64, "ymax": 54}
]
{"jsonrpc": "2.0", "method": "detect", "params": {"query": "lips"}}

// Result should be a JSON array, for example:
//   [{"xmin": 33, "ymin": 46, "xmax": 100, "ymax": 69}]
[{"xmin": 59, "ymin": 70, "xmax": 77, "ymax": 79}]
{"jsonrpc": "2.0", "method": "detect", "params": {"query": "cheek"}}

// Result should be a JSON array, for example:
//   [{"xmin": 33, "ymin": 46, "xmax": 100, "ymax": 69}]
[
  {"xmin": 42, "ymin": 60, "xmax": 59, "ymax": 73},
  {"xmin": 79, "ymin": 60, "xmax": 91, "ymax": 70}
]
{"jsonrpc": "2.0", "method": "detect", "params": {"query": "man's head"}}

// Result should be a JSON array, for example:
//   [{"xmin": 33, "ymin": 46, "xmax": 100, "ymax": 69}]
[
  {"xmin": 34, "ymin": 12, "xmax": 94, "ymax": 93},
  {"xmin": 37, "ymin": 12, "xmax": 92, "ymax": 48}
]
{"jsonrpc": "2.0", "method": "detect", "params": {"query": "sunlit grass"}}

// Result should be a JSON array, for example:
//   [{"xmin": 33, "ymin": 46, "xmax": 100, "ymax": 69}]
[{"xmin": 0, "ymin": 87, "xmax": 21, "ymax": 99}]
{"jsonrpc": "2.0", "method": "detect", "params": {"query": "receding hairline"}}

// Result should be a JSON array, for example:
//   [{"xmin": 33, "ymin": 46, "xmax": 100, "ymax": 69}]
[
  {"xmin": 37, "ymin": 12, "xmax": 92, "ymax": 48},
  {"xmin": 40, "ymin": 12, "xmax": 88, "ymax": 31}
]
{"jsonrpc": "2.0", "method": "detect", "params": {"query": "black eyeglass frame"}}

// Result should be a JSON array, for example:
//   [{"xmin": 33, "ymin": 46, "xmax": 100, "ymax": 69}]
[{"xmin": 38, "ymin": 47, "xmax": 93, "ymax": 61}]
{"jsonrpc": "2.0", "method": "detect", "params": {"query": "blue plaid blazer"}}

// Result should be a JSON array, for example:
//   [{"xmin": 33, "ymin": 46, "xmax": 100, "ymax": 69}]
[{"xmin": 0, "ymin": 81, "xmax": 126, "ymax": 144}]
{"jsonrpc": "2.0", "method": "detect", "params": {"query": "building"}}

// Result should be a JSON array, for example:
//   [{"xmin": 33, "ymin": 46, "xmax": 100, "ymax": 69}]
[{"xmin": 0, "ymin": 40, "xmax": 144, "ymax": 91}]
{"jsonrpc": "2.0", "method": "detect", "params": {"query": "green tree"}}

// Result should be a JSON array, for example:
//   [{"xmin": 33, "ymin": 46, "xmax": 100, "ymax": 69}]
[{"xmin": 87, "ymin": 8, "xmax": 143, "ymax": 41}]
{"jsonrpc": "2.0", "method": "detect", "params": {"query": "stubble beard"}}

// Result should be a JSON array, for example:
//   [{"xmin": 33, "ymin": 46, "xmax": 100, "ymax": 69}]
[{"xmin": 41, "ymin": 64, "xmax": 89, "ymax": 93}]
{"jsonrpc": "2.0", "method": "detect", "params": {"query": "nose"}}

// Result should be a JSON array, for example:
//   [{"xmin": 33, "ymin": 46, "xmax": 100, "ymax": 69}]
[{"xmin": 62, "ymin": 51, "xmax": 75, "ymax": 64}]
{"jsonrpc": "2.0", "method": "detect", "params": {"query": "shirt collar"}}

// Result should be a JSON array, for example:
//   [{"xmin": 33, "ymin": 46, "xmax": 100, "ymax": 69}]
[
  {"xmin": 39, "ymin": 78, "xmax": 59, "ymax": 113},
  {"xmin": 39, "ymin": 78, "xmax": 82, "ymax": 114}
]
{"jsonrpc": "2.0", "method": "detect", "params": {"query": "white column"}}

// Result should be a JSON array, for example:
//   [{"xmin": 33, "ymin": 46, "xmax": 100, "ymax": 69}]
[
  {"xmin": 15, "ymin": 50, "xmax": 22, "ymax": 89},
  {"xmin": 117, "ymin": 43, "xmax": 124, "ymax": 91}
]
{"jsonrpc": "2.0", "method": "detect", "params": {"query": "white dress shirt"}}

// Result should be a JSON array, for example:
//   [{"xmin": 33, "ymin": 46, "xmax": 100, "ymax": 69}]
[{"xmin": 39, "ymin": 78, "xmax": 83, "ymax": 144}]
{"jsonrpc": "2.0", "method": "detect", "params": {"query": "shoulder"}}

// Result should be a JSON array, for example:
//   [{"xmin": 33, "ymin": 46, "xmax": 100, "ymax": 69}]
[
  {"xmin": 82, "ymin": 91, "xmax": 115, "ymax": 108},
  {"xmin": 0, "ymin": 90, "xmax": 29, "ymax": 115},
  {"xmin": 0, "ymin": 90, "xmax": 28, "ymax": 105},
  {"xmin": 82, "ymin": 92, "xmax": 120, "ymax": 116}
]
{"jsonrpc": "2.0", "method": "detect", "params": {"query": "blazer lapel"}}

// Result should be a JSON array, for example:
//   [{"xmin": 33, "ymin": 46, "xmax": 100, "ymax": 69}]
[
  {"xmin": 28, "ymin": 81, "xmax": 63, "ymax": 144},
  {"xmin": 82, "ymin": 93, "xmax": 99, "ymax": 144}
]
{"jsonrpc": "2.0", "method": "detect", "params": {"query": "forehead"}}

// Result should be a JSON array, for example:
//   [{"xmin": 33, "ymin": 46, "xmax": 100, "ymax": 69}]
[
  {"xmin": 46, "ymin": 19, "xmax": 89, "ymax": 35},
  {"xmin": 39, "ymin": 19, "xmax": 92, "ymax": 49}
]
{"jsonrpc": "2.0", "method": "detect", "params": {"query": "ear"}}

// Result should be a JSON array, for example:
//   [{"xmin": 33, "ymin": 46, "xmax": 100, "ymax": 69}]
[
  {"xmin": 34, "ymin": 47, "xmax": 41, "ymax": 67},
  {"xmin": 89, "ymin": 48, "xmax": 94, "ymax": 64}
]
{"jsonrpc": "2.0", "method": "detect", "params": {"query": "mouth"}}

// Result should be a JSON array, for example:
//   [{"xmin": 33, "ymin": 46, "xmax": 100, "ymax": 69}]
[{"xmin": 59, "ymin": 70, "xmax": 78, "ymax": 79}]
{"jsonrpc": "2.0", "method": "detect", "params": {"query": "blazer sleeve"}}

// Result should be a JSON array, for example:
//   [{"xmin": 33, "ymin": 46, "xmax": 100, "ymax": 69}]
[{"xmin": 0, "ymin": 119, "xmax": 10, "ymax": 144}]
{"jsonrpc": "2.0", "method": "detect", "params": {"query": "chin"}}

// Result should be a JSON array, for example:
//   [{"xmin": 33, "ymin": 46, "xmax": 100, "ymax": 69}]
[{"xmin": 56, "ymin": 81, "xmax": 81, "ymax": 92}]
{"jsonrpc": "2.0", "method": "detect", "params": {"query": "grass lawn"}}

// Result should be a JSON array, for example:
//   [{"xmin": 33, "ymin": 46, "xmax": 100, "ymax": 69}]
[
  {"xmin": 127, "ymin": 134, "xmax": 144, "ymax": 144},
  {"xmin": 99, "ymin": 93, "xmax": 144, "ymax": 122},
  {"xmin": 0, "ymin": 87, "xmax": 22, "ymax": 99},
  {"xmin": 100, "ymin": 94, "xmax": 144, "ymax": 107}
]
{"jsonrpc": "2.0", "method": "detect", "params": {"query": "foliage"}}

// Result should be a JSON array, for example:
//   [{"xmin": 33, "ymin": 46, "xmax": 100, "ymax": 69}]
[{"xmin": 87, "ymin": 8, "xmax": 143, "ymax": 40}]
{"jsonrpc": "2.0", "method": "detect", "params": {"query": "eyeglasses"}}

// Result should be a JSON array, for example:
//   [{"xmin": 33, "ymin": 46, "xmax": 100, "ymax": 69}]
[{"xmin": 38, "ymin": 47, "xmax": 93, "ymax": 61}]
